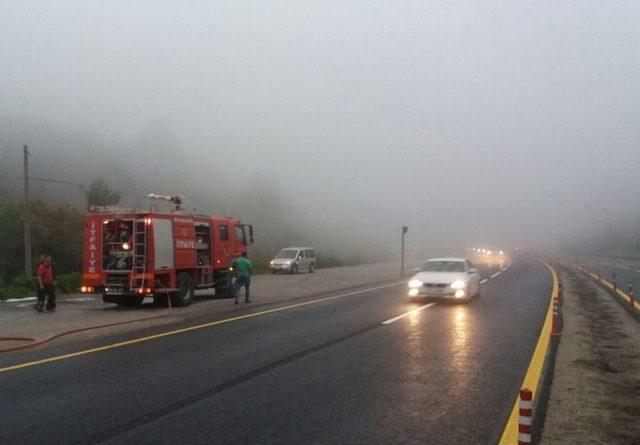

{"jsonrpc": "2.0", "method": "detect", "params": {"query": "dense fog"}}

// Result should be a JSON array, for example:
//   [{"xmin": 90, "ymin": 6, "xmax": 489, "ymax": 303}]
[{"xmin": 2, "ymin": 1, "xmax": 639, "ymax": 260}]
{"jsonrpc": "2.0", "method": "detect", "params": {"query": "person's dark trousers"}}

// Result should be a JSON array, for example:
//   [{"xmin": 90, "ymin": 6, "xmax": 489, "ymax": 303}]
[
  {"xmin": 36, "ymin": 286, "xmax": 45, "ymax": 310},
  {"xmin": 43, "ymin": 283, "xmax": 56, "ymax": 310},
  {"xmin": 234, "ymin": 276, "xmax": 251, "ymax": 303}
]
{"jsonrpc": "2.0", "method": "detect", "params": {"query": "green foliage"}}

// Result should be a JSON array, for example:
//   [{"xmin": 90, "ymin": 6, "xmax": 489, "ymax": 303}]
[
  {"xmin": 84, "ymin": 177, "xmax": 121, "ymax": 208},
  {"xmin": 0, "ymin": 201, "xmax": 83, "ymax": 281},
  {"xmin": 250, "ymin": 259, "xmax": 271, "ymax": 275},
  {"xmin": 0, "ymin": 276, "xmax": 36, "ymax": 301},
  {"xmin": 55, "ymin": 272, "xmax": 82, "ymax": 294},
  {"xmin": 0, "ymin": 273, "xmax": 82, "ymax": 300},
  {"xmin": 314, "ymin": 252, "xmax": 344, "ymax": 268}
]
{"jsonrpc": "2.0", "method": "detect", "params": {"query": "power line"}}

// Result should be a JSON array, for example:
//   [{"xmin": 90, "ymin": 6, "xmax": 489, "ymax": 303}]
[{"xmin": 0, "ymin": 175, "xmax": 147, "ymax": 199}]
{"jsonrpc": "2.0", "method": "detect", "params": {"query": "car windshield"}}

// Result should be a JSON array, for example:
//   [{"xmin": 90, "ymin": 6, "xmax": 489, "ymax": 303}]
[
  {"xmin": 275, "ymin": 249, "xmax": 298, "ymax": 259},
  {"xmin": 421, "ymin": 261, "xmax": 466, "ymax": 272}
]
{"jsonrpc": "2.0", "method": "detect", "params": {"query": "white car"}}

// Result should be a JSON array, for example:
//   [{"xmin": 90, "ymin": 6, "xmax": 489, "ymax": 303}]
[
  {"xmin": 270, "ymin": 247, "xmax": 316, "ymax": 274},
  {"xmin": 408, "ymin": 257, "xmax": 480, "ymax": 301}
]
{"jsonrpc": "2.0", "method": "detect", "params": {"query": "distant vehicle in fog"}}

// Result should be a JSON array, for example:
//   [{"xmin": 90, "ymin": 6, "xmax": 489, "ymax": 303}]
[
  {"xmin": 270, "ymin": 247, "xmax": 315, "ymax": 274},
  {"xmin": 408, "ymin": 257, "xmax": 480, "ymax": 302},
  {"xmin": 470, "ymin": 247, "xmax": 508, "ymax": 268}
]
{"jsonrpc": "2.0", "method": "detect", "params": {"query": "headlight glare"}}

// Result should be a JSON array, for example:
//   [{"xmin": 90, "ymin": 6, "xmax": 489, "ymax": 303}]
[
  {"xmin": 408, "ymin": 279, "xmax": 423, "ymax": 288},
  {"xmin": 451, "ymin": 280, "xmax": 466, "ymax": 289}
]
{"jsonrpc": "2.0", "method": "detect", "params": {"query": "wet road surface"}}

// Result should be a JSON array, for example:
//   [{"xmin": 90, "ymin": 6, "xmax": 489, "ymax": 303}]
[{"xmin": 0, "ymin": 257, "xmax": 551, "ymax": 444}]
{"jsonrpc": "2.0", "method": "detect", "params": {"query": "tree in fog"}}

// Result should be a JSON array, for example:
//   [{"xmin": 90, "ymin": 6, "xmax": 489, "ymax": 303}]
[{"xmin": 84, "ymin": 177, "xmax": 121, "ymax": 209}]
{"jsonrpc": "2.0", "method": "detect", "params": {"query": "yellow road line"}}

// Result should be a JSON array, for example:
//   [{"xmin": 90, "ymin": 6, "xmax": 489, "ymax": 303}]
[
  {"xmin": 499, "ymin": 261, "xmax": 557, "ymax": 444},
  {"xmin": 0, "ymin": 281, "xmax": 404, "ymax": 374}
]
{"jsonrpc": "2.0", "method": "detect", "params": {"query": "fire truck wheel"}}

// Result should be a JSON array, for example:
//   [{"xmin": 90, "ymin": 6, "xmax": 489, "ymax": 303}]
[{"xmin": 172, "ymin": 273, "xmax": 194, "ymax": 307}]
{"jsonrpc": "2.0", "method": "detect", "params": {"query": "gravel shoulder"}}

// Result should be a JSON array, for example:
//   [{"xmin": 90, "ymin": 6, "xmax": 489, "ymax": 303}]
[
  {"xmin": 0, "ymin": 261, "xmax": 413, "ymax": 351},
  {"xmin": 541, "ymin": 267, "xmax": 640, "ymax": 444}
]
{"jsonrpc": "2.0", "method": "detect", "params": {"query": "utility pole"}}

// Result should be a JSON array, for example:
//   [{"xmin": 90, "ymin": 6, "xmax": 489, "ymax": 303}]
[
  {"xmin": 401, "ymin": 225, "xmax": 408, "ymax": 276},
  {"xmin": 23, "ymin": 145, "xmax": 32, "ymax": 278}
]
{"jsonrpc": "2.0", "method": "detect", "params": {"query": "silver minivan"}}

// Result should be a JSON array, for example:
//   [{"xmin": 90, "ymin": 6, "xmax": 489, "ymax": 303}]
[{"xmin": 270, "ymin": 247, "xmax": 316, "ymax": 274}]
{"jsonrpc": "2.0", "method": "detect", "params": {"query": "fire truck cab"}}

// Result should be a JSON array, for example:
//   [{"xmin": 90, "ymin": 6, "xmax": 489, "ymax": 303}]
[{"xmin": 81, "ymin": 205, "xmax": 253, "ymax": 307}]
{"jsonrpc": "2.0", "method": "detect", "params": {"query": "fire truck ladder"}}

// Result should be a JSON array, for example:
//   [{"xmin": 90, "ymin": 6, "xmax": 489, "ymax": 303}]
[{"xmin": 131, "ymin": 219, "xmax": 148, "ymax": 291}]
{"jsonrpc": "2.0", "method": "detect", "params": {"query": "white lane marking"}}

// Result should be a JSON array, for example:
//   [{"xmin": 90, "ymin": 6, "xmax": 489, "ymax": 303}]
[
  {"xmin": 382, "ymin": 303, "xmax": 435, "ymax": 325},
  {"xmin": 617, "ymin": 265, "xmax": 631, "ymax": 270},
  {"xmin": 491, "ymin": 271, "xmax": 501, "ymax": 278},
  {"xmin": 480, "ymin": 278, "xmax": 488, "ymax": 284}
]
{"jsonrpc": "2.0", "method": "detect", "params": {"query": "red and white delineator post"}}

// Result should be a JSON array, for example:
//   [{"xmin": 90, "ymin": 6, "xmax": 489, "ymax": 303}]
[
  {"xmin": 551, "ymin": 276, "xmax": 562, "ymax": 337},
  {"xmin": 518, "ymin": 388, "xmax": 533, "ymax": 444}
]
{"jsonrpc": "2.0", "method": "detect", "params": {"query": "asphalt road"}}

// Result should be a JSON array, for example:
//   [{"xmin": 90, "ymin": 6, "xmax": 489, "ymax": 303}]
[
  {"xmin": 0, "ymin": 257, "xmax": 551, "ymax": 444},
  {"xmin": 579, "ymin": 258, "xmax": 640, "ymax": 295}
]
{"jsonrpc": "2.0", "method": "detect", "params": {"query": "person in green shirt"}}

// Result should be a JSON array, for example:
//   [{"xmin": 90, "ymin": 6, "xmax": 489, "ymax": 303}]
[{"xmin": 232, "ymin": 252, "xmax": 252, "ymax": 304}]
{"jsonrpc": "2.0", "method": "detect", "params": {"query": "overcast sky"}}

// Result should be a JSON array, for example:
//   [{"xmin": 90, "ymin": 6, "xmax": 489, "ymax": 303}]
[{"xmin": 1, "ymin": 1, "xmax": 639, "ymax": 253}]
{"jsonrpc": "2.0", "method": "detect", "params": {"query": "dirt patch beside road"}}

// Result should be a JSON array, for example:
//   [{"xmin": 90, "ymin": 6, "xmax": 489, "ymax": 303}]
[{"xmin": 541, "ymin": 268, "xmax": 640, "ymax": 444}]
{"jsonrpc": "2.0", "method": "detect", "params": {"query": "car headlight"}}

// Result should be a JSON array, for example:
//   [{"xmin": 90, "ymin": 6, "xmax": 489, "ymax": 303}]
[
  {"xmin": 285, "ymin": 260, "xmax": 291, "ymax": 265},
  {"xmin": 270, "ymin": 260, "xmax": 274, "ymax": 265},
  {"xmin": 408, "ymin": 279, "xmax": 423, "ymax": 288},
  {"xmin": 450, "ymin": 280, "xmax": 466, "ymax": 289}
]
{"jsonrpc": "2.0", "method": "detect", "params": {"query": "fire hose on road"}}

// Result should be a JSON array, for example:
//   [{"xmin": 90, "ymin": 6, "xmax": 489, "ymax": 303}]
[{"xmin": 0, "ymin": 283, "xmax": 174, "ymax": 354}]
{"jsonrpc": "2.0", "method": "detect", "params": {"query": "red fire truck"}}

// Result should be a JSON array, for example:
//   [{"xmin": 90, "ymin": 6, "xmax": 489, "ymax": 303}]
[{"xmin": 80, "ymin": 195, "xmax": 253, "ymax": 307}]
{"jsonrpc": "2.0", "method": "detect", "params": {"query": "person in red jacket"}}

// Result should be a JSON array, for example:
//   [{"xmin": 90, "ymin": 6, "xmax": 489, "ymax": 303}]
[
  {"xmin": 36, "ymin": 254, "xmax": 56, "ymax": 312},
  {"xmin": 34, "ymin": 254, "xmax": 45, "ymax": 310}
]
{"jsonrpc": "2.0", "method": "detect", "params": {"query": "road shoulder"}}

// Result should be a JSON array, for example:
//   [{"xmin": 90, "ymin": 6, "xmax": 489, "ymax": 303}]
[
  {"xmin": 0, "ymin": 261, "xmax": 411, "ymax": 354},
  {"xmin": 541, "ymin": 268, "xmax": 640, "ymax": 444}
]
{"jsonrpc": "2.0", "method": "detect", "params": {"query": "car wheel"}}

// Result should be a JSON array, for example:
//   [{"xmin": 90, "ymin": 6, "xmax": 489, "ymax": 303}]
[
  {"xmin": 309, "ymin": 263, "xmax": 315, "ymax": 273},
  {"xmin": 172, "ymin": 272, "xmax": 194, "ymax": 307},
  {"xmin": 291, "ymin": 264, "xmax": 298, "ymax": 274}
]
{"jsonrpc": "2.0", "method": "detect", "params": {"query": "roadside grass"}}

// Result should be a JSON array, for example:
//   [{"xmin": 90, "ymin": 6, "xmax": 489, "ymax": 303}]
[
  {"xmin": 0, "ymin": 276, "xmax": 35, "ymax": 301},
  {"xmin": 0, "ymin": 272, "xmax": 82, "ymax": 301}
]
